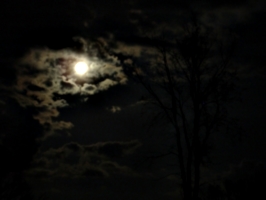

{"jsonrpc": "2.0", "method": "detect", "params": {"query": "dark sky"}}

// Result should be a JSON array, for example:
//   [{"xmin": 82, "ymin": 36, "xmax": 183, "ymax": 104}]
[{"xmin": 0, "ymin": 0, "xmax": 266, "ymax": 199}]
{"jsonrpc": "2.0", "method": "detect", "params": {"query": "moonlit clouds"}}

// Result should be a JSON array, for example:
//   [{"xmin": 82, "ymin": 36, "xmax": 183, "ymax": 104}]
[
  {"xmin": 107, "ymin": 105, "xmax": 121, "ymax": 113},
  {"xmin": 12, "ymin": 38, "xmax": 127, "ymax": 139}
]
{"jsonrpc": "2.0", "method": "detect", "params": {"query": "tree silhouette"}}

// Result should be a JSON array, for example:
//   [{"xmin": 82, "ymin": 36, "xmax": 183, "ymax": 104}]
[{"xmin": 134, "ymin": 22, "xmax": 239, "ymax": 200}]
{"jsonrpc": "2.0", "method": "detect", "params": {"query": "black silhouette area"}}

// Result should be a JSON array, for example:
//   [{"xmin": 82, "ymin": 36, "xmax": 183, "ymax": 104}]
[
  {"xmin": 201, "ymin": 161, "xmax": 266, "ymax": 199},
  {"xmin": 10, "ymin": 26, "xmax": 84, "ymax": 56},
  {"xmin": 0, "ymin": 98, "xmax": 42, "ymax": 199}
]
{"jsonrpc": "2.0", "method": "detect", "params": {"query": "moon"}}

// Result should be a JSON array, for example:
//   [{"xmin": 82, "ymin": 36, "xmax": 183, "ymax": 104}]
[{"xmin": 74, "ymin": 61, "xmax": 89, "ymax": 75}]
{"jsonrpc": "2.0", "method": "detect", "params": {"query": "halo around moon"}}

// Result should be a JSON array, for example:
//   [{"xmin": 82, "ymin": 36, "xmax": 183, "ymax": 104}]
[{"xmin": 74, "ymin": 61, "xmax": 89, "ymax": 75}]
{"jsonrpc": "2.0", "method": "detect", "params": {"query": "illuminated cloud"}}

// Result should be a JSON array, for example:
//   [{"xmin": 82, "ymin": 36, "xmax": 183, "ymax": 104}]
[
  {"xmin": 107, "ymin": 105, "xmax": 121, "ymax": 113},
  {"xmin": 11, "ymin": 38, "xmax": 127, "ymax": 139}
]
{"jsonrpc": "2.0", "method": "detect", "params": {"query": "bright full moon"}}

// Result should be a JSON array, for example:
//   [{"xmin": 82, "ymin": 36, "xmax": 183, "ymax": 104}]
[{"xmin": 74, "ymin": 61, "xmax": 89, "ymax": 75}]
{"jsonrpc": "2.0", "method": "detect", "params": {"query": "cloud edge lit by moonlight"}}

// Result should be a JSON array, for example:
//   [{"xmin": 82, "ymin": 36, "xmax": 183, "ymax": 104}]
[{"xmin": 11, "ymin": 38, "xmax": 127, "ymax": 140}]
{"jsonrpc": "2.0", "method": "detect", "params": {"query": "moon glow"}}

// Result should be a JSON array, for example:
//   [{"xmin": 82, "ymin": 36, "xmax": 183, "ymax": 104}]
[{"xmin": 74, "ymin": 62, "xmax": 89, "ymax": 75}]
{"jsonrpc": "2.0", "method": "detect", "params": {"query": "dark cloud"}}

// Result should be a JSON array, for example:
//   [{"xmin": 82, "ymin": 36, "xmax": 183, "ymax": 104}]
[
  {"xmin": 84, "ymin": 140, "xmax": 142, "ymax": 158},
  {"xmin": 65, "ymin": 142, "xmax": 81, "ymax": 152},
  {"xmin": 26, "ymin": 140, "xmax": 141, "ymax": 180}
]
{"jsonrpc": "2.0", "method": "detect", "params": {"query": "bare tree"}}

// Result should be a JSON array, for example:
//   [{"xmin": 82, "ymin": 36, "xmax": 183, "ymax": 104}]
[{"xmin": 134, "ymin": 23, "xmax": 239, "ymax": 200}]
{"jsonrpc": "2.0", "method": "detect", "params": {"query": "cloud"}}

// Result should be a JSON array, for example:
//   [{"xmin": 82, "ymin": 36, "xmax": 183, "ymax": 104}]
[
  {"xmin": 26, "ymin": 140, "xmax": 142, "ymax": 180},
  {"xmin": 84, "ymin": 140, "xmax": 142, "ymax": 158},
  {"xmin": 10, "ymin": 38, "xmax": 127, "ymax": 139},
  {"xmin": 106, "ymin": 105, "xmax": 121, "ymax": 113}
]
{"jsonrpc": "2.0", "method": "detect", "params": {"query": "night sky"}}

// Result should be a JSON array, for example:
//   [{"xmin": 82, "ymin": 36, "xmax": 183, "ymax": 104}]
[{"xmin": 0, "ymin": 0, "xmax": 266, "ymax": 199}]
